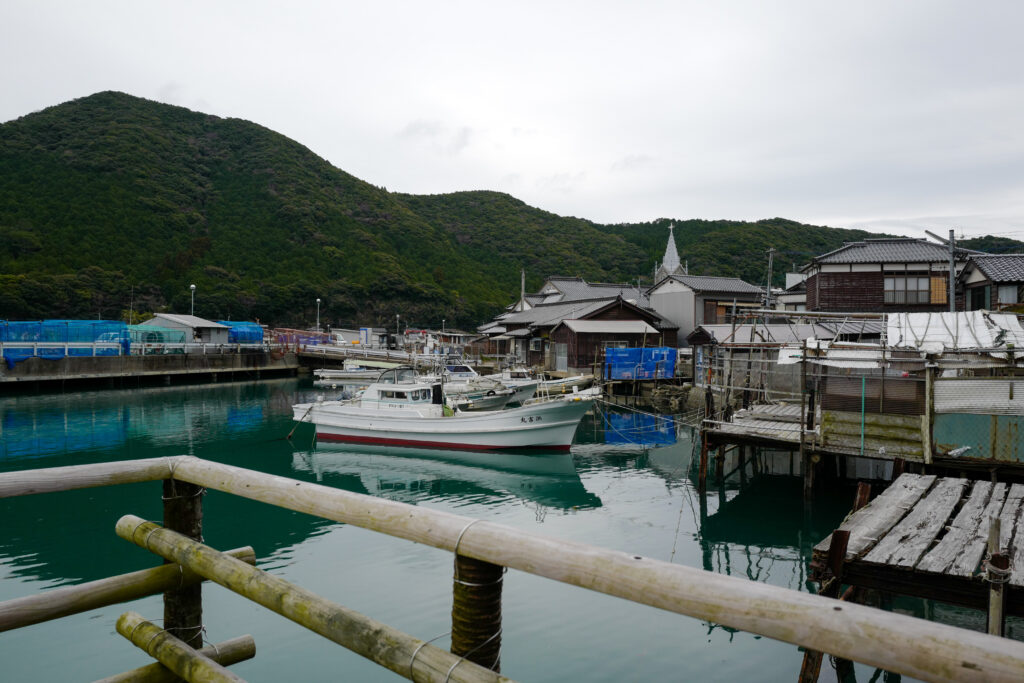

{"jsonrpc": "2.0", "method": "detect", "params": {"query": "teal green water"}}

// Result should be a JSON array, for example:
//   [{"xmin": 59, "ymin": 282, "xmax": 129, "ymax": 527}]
[{"xmin": 0, "ymin": 379, "xmax": 987, "ymax": 681}]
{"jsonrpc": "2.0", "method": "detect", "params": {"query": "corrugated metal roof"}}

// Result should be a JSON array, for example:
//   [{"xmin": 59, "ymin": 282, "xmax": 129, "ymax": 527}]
[
  {"xmin": 969, "ymin": 254, "xmax": 1024, "ymax": 283},
  {"xmin": 658, "ymin": 274, "xmax": 763, "ymax": 295},
  {"xmin": 145, "ymin": 314, "xmax": 229, "ymax": 329},
  {"xmin": 562, "ymin": 320, "xmax": 659, "ymax": 334},
  {"xmin": 810, "ymin": 238, "xmax": 980, "ymax": 265},
  {"xmin": 693, "ymin": 323, "xmax": 836, "ymax": 344},
  {"xmin": 498, "ymin": 299, "xmax": 613, "ymax": 327}
]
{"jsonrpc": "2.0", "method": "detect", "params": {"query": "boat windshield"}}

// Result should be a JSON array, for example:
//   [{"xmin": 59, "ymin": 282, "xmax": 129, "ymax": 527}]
[
  {"xmin": 445, "ymin": 365, "xmax": 474, "ymax": 374},
  {"xmin": 377, "ymin": 367, "xmax": 418, "ymax": 384}
]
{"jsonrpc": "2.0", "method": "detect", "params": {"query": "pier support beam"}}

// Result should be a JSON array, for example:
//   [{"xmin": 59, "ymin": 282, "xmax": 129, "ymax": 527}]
[
  {"xmin": 452, "ymin": 555, "xmax": 503, "ymax": 672},
  {"xmin": 163, "ymin": 477, "xmax": 205, "ymax": 648},
  {"xmin": 988, "ymin": 517, "xmax": 1008, "ymax": 637}
]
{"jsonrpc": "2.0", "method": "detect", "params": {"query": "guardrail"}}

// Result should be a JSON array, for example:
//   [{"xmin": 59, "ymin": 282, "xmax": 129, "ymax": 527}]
[
  {"xmin": 0, "ymin": 341, "xmax": 272, "ymax": 358},
  {"xmin": 2, "ymin": 456, "xmax": 1023, "ymax": 682}
]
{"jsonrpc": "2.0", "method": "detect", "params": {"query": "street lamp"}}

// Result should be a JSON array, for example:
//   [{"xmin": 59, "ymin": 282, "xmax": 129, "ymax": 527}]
[
  {"xmin": 396, "ymin": 314, "xmax": 400, "ymax": 349},
  {"xmin": 189, "ymin": 284, "xmax": 196, "ymax": 316},
  {"xmin": 316, "ymin": 298, "xmax": 321, "ymax": 333}
]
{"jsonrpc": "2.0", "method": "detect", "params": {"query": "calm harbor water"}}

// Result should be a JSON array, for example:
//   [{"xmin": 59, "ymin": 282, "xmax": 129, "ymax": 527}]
[{"xmin": 0, "ymin": 378, "xmax": 999, "ymax": 681}]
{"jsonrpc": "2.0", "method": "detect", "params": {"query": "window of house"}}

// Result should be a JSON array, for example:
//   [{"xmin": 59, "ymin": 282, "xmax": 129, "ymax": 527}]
[
  {"xmin": 529, "ymin": 338, "xmax": 542, "ymax": 351},
  {"xmin": 884, "ymin": 275, "xmax": 930, "ymax": 304},
  {"xmin": 998, "ymin": 285, "xmax": 1018, "ymax": 305}
]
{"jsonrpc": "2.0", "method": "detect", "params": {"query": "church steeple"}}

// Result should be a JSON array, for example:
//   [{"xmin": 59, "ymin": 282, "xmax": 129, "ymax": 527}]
[{"xmin": 655, "ymin": 223, "xmax": 684, "ymax": 282}]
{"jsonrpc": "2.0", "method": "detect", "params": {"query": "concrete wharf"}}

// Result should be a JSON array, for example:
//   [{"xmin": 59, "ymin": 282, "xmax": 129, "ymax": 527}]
[{"xmin": 813, "ymin": 473, "xmax": 1024, "ymax": 617}]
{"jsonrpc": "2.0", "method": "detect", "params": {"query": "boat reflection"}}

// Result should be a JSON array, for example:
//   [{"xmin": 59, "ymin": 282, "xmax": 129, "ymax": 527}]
[{"xmin": 292, "ymin": 443, "xmax": 602, "ymax": 511}]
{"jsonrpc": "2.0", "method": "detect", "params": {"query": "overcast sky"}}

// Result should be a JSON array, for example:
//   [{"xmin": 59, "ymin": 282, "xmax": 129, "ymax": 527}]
[{"xmin": 4, "ymin": 1, "xmax": 1024, "ymax": 240}]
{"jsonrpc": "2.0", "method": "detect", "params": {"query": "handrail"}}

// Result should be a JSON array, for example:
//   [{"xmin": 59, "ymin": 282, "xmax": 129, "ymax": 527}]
[{"xmin": 2, "ymin": 456, "xmax": 1024, "ymax": 682}]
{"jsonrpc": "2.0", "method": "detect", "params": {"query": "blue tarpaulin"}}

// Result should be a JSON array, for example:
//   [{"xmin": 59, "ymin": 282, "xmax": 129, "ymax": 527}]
[
  {"xmin": 1, "ymin": 320, "xmax": 129, "ymax": 366},
  {"xmin": 217, "ymin": 321, "xmax": 264, "ymax": 343},
  {"xmin": 605, "ymin": 346, "xmax": 676, "ymax": 379}
]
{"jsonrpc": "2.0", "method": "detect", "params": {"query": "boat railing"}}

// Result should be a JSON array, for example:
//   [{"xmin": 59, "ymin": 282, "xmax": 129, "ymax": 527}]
[{"xmin": 1, "ymin": 457, "xmax": 1022, "ymax": 682}]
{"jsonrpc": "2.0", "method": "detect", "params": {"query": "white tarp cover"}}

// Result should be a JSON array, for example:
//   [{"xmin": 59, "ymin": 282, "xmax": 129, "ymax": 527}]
[
  {"xmin": 777, "ymin": 340, "xmax": 888, "ymax": 368},
  {"xmin": 887, "ymin": 311, "xmax": 1024, "ymax": 354}
]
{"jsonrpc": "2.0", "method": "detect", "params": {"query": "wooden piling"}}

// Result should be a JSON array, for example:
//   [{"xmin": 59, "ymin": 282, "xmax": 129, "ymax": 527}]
[
  {"xmin": 452, "ymin": 555, "xmax": 503, "ymax": 672},
  {"xmin": 799, "ymin": 529, "xmax": 851, "ymax": 682},
  {"xmin": 163, "ymin": 478, "xmax": 205, "ymax": 648},
  {"xmin": 116, "ymin": 611, "xmax": 246, "ymax": 683},
  {"xmin": 96, "ymin": 635, "xmax": 256, "ymax": 683},
  {"xmin": 0, "ymin": 546, "xmax": 253, "ymax": 632},
  {"xmin": 698, "ymin": 429, "xmax": 709, "ymax": 492},
  {"xmin": 988, "ymin": 517, "xmax": 1008, "ymax": 637},
  {"xmin": 115, "ymin": 516, "xmax": 509, "ymax": 683}
]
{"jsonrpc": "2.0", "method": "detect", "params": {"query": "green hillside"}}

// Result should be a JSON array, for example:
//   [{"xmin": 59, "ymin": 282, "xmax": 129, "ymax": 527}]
[{"xmin": 2, "ymin": 91, "xmax": 1006, "ymax": 329}]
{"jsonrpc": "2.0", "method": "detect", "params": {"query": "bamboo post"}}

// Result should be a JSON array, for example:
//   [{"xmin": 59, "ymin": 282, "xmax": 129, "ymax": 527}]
[
  {"xmin": 97, "ymin": 635, "xmax": 256, "ymax": 683},
  {"xmin": 163, "ymin": 477, "xmax": 205, "ymax": 648},
  {"xmin": 0, "ymin": 546, "xmax": 254, "ymax": 632},
  {"xmin": 115, "ymin": 516, "xmax": 509, "ymax": 683},
  {"xmin": 988, "ymin": 516, "xmax": 1008, "ymax": 637},
  {"xmin": 452, "ymin": 555, "xmax": 503, "ymax": 672},
  {"xmin": 116, "ymin": 611, "xmax": 245, "ymax": 683}
]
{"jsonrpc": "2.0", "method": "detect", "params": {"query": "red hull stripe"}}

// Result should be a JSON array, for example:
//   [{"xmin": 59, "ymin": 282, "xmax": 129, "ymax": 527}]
[{"xmin": 316, "ymin": 431, "xmax": 571, "ymax": 452}]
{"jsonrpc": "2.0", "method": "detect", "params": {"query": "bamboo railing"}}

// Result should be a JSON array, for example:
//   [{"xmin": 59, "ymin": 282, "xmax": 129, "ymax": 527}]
[{"xmin": 2, "ymin": 456, "xmax": 1024, "ymax": 682}]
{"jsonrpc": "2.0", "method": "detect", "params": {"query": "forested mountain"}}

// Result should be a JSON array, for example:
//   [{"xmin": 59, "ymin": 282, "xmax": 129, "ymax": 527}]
[{"xmin": 1, "ymin": 92, "xmax": 1012, "ymax": 328}]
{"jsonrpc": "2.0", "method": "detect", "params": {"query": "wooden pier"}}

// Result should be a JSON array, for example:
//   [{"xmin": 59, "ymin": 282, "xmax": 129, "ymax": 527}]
[{"xmin": 813, "ymin": 473, "xmax": 1024, "ymax": 618}]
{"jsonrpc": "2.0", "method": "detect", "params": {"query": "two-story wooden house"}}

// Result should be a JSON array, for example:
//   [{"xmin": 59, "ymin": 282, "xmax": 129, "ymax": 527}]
[{"xmin": 803, "ymin": 238, "xmax": 977, "ymax": 312}]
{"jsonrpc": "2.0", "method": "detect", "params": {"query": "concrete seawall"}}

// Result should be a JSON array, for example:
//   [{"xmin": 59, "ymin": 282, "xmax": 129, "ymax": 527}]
[{"xmin": 0, "ymin": 350, "xmax": 300, "ymax": 390}]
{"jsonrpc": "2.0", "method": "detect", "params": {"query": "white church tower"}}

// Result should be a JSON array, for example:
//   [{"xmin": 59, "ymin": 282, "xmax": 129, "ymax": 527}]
[{"xmin": 654, "ymin": 223, "xmax": 686, "ymax": 283}]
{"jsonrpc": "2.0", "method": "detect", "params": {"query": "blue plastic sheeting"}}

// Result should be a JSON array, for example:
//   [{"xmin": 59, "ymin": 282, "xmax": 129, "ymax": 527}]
[
  {"xmin": 603, "ymin": 412, "xmax": 677, "ymax": 446},
  {"xmin": 217, "ymin": 321, "xmax": 264, "ymax": 343},
  {"xmin": 605, "ymin": 346, "xmax": 676, "ymax": 379},
  {"xmin": 1, "ymin": 320, "xmax": 129, "ymax": 366}
]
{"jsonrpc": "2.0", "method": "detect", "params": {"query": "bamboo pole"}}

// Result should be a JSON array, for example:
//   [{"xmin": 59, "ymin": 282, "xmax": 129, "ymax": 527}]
[
  {"xmin": 116, "ymin": 516, "xmax": 511, "ymax": 683},
  {"xmin": 0, "ymin": 457, "xmax": 176, "ymax": 498},
  {"xmin": 988, "ymin": 517, "xmax": 1008, "ymax": 637},
  {"xmin": 0, "ymin": 547, "xmax": 254, "ymax": 632},
  {"xmin": 95, "ymin": 635, "xmax": 255, "ymax": 683},
  {"xmin": 116, "ymin": 611, "xmax": 245, "ymax": 683},
  {"xmin": 167, "ymin": 456, "xmax": 1024, "ymax": 683}
]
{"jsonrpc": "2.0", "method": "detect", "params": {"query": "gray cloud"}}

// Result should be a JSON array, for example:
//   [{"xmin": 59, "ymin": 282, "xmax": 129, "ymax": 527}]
[{"xmin": 2, "ymin": 1, "xmax": 1022, "ymax": 235}]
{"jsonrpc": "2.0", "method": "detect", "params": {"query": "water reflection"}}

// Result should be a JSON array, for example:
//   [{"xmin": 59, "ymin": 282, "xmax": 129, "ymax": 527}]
[{"xmin": 292, "ymin": 444, "xmax": 601, "ymax": 511}]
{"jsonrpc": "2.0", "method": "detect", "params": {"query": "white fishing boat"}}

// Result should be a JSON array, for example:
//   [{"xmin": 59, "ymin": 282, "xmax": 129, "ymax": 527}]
[
  {"xmin": 291, "ymin": 368, "xmax": 593, "ymax": 451},
  {"xmin": 483, "ymin": 366, "xmax": 539, "ymax": 405}
]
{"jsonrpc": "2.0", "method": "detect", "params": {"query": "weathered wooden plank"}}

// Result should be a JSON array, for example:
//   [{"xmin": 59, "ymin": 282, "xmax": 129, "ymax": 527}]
[
  {"xmin": 822, "ymin": 410, "xmax": 924, "ymax": 429},
  {"xmin": 998, "ymin": 484, "xmax": 1024, "ymax": 551},
  {"xmin": 1010, "ymin": 502, "xmax": 1024, "ymax": 587},
  {"xmin": 814, "ymin": 474, "xmax": 935, "ymax": 560},
  {"xmin": 917, "ymin": 481, "xmax": 992, "ymax": 574},
  {"xmin": 950, "ymin": 483, "xmax": 1008, "ymax": 577},
  {"xmin": 864, "ymin": 478, "xmax": 969, "ymax": 567}
]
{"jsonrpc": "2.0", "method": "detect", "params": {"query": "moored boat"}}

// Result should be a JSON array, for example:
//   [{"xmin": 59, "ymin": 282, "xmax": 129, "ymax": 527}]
[{"xmin": 291, "ymin": 371, "xmax": 593, "ymax": 451}]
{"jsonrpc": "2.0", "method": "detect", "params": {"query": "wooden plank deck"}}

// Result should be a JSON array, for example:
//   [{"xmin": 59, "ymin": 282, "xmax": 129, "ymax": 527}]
[
  {"xmin": 814, "ymin": 474, "xmax": 1024, "ymax": 613},
  {"xmin": 706, "ymin": 403, "xmax": 812, "ymax": 445}
]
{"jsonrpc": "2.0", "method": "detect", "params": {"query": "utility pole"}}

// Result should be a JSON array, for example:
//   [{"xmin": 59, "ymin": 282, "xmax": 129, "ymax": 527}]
[
  {"xmin": 765, "ymin": 248, "xmax": 776, "ymax": 308},
  {"xmin": 948, "ymin": 229, "xmax": 956, "ymax": 312}
]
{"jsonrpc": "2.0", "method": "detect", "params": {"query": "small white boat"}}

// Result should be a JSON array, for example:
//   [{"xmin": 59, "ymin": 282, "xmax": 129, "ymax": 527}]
[
  {"xmin": 483, "ymin": 366, "xmax": 539, "ymax": 406},
  {"xmin": 292, "ymin": 369, "xmax": 593, "ymax": 451}
]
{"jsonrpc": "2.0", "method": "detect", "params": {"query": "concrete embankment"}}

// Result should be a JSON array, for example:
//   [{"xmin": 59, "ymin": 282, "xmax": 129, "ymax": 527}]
[{"xmin": 0, "ymin": 350, "xmax": 299, "ymax": 391}]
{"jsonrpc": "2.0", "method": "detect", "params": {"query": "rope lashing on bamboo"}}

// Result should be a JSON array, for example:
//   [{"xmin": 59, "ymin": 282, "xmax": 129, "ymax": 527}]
[
  {"xmin": 445, "ymin": 628, "xmax": 503, "ymax": 683},
  {"xmin": 984, "ymin": 558, "xmax": 1013, "ymax": 584}
]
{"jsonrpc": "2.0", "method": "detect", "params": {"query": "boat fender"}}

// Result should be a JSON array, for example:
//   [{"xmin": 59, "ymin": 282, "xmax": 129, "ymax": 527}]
[{"xmin": 486, "ymin": 389, "xmax": 496, "ymax": 396}]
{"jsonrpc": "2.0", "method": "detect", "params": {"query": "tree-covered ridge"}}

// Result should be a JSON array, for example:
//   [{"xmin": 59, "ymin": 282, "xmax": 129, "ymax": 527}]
[{"xmin": 4, "ymin": 91, "xmax": 1015, "ymax": 328}]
